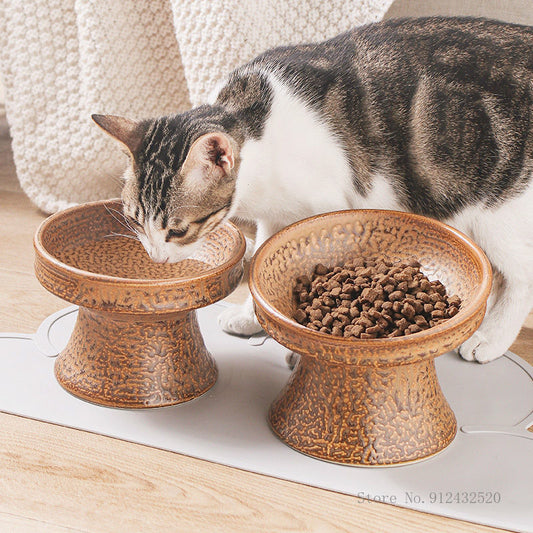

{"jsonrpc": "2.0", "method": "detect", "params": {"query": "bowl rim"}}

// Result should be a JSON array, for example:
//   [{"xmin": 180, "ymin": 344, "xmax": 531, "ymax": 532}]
[
  {"xmin": 249, "ymin": 208, "xmax": 493, "ymax": 358},
  {"xmin": 34, "ymin": 198, "xmax": 246, "ymax": 288}
]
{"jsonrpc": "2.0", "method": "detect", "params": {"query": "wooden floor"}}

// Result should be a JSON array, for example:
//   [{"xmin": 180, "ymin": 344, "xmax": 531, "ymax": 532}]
[{"xmin": 1, "ymin": 112, "xmax": 530, "ymax": 532}]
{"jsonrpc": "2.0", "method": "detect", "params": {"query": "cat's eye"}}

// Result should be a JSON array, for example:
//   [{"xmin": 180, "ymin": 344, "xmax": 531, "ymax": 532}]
[{"xmin": 167, "ymin": 227, "xmax": 188, "ymax": 240}]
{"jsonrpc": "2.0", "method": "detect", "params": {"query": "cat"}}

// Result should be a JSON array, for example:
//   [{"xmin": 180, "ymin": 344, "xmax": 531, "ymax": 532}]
[{"xmin": 92, "ymin": 16, "xmax": 533, "ymax": 364}]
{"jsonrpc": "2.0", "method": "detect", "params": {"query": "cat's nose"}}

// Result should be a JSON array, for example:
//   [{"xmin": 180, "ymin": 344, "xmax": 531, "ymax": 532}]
[{"xmin": 146, "ymin": 247, "xmax": 169, "ymax": 264}]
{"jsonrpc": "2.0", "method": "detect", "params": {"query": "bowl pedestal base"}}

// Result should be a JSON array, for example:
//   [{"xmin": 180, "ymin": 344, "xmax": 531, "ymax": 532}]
[
  {"xmin": 269, "ymin": 354, "xmax": 457, "ymax": 465},
  {"xmin": 55, "ymin": 307, "xmax": 218, "ymax": 408}
]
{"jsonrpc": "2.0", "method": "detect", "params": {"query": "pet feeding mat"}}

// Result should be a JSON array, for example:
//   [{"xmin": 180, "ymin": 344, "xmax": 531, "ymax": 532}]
[{"xmin": 1, "ymin": 303, "xmax": 532, "ymax": 532}]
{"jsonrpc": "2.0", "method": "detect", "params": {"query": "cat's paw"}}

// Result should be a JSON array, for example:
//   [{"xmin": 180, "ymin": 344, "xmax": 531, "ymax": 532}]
[
  {"xmin": 458, "ymin": 331, "xmax": 506, "ymax": 363},
  {"xmin": 218, "ymin": 304, "xmax": 263, "ymax": 336}
]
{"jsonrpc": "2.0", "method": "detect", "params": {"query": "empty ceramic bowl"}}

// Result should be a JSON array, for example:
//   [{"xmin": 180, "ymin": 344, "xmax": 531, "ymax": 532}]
[
  {"xmin": 250, "ymin": 209, "xmax": 492, "ymax": 465},
  {"xmin": 34, "ymin": 199, "xmax": 245, "ymax": 408}
]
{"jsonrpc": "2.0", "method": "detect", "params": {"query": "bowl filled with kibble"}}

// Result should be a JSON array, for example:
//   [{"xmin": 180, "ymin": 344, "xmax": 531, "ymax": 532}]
[
  {"xmin": 34, "ymin": 199, "xmax": 245, "ymax": 408},
  {"xmin": 250, "ymin": 209, "xmax": 492, "ymax": 466}
]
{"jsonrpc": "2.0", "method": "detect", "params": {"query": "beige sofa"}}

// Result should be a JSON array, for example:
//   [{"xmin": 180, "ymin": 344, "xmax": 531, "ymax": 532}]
[{"xmin": 386, "ymin": 0, "xmax": 533, "ymax": 25}]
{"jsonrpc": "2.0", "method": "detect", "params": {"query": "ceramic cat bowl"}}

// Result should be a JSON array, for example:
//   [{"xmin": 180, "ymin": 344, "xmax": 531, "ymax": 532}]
[
  {"xmin": 250, "ymin": 209, "xmax": 492, "ymax": 466},
  {"xmin": 34, "ymin": 199, "xmax": 245, "ymax": 408}
]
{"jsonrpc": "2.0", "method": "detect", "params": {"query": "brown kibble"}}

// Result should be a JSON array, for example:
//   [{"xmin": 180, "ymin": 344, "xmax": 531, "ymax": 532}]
[
  {"xmin": 367, "ymin": 308, "xmax": 382, "ymax": 320},
  {"xmin": 359, "ymin": 267, "xmax": 374, "ymax": 277},
  {"xmin": 380, "ymin": 311, "xmax": 393, "ymax": 323},
  {"xmin": 373, "ymin": 299, "xmax": 384, "ymax": 310},
  {"xmin": 393, "ymin": 271, "xmax": 411, "ymax": 282},
  {"xmin": 309, "ymin": 309, "xmax": 323, "ymax": 321},
  {"xmin": 338, "ymin": 315, "xmax": 351, "ymax": 327},
  {"xmin": 357, "ymin": 316, "xmax": 374, "ymax": 329},
  {"xmin": 361, "ymin": 287, "xmax": 379, "ymax": 303},
  {"xmin": 419, "ymin": 279, "xmax": 431, "ymax": 291},
  {"xmin": 331, "ymin": 326, "xmax": 343, "ymax": 337},
  {"xmin": 396, "ymin": 281, "xmax": 408, "ymax": 292},
  {"xmin": 322, "ymin": 313, "xmax": 333, "ymax": 327},
  {"xmin": 396, "ymin": 317, "xmax": 409, "ymax": 331},
  {"xmin": 366, "ymin": 324, "xmax": 384, "ymax": 335},
  {"xmin": 294, "ymin": 308, "xmax": 307, "ymax": 324},
  {"xmin": 350, "ymin": 257, "xmax": 365, "ymax": 268},
  {"xmin": 402, "ymin": 302, "xmax": 416, "ymax": 319},
  {"xmin": 351, "ymin": 324, "xmax": 364, "ymax": 337},
  {"xmin": 314, "ymin": 263, "xmax": 329, "ymax": 275},
  {"xmin": 389, "ymin": 290, "xmax": 405, "ymax": 301},
  {"xmin": 349, "ymin": 307, "xmax": 360, "ymax": 318},
  {"xmin": 429, "ymin": 292, "xmax": 442, "ymax": 303},
  {"xmin": 412, "ymin": 299, "xmax": 424, "ymax": 314},
  {"xmin": 383, "ymin": 284, "xmax": 396, "ymax": 294},
  {"xmin": 407, "ymin": 279, "xmax": 419, "ymax": 291},
  {"xmin": 376, "ymin": 317, "xmax": 389, "ymax": 329},
  {"xmin": 296, "ymin": 275, "xmax": 311, "ymax": 286},
  {"xmin": 448, "ymin": 295, "xmax": 461, "ymax": 307},
  {"xmin": 448, "ymin": 306, "xmax": 459, "ymax": 317},
  {"xmin": 414, "ymin": 315, "xmax": 429, "ymax": 327},
  {"xmin": 294, "ymin": 259, "xmax": 457, "ymax": 339},
  {"xmin": 416, "ymin": 291, "xmax": 430, "ymax": 303}
]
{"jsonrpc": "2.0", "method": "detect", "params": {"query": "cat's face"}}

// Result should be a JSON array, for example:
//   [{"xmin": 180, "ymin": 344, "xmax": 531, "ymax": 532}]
[{"xmin": 92, "ymin": 114, "xmax": 237, "ymax": 263}]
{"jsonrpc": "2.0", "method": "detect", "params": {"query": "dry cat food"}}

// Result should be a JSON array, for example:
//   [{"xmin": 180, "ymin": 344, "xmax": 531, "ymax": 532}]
[{"xmin": 293, "ymin": 258, "xmax": 461, "ymax": 338}]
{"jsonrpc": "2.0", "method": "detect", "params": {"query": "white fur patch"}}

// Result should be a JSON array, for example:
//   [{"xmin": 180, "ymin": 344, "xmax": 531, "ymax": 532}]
[
  {"xmin": 448, "ymin": 180, "xmax": 533, "ymax": 362},
  {"xmin": 232, "ymin": 74, "xmax": 355, "ymax": 225}
]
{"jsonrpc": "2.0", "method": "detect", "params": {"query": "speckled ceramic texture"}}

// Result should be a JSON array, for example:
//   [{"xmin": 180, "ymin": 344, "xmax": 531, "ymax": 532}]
[
  {"xmin": 250, "ymin": 210, "xmax": 492, "ymax": 465},
  {"xmin": 34, "ymin": 199, "xmax": 245, "ymax": 408}
]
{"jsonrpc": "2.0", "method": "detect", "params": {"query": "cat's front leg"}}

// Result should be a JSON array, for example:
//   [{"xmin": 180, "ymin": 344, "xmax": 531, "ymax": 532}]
[
  {"xmin": 458, "ymin": 274, "xmax": 532, "ymax": 363},
  {"xmin": 218, "ymin": 220, "xmax": 280, "ymax": 336}
]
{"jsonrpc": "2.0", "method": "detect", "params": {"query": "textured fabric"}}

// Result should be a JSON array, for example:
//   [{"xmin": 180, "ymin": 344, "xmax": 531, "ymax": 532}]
[
  {"xmin": 0, "ymin": 0, "xmax": 393, "ymax": 213},
  {"xmin": 171, "ymin": 0, "xmax": 395, "ymax": 106},
  {"xmin": 0, "ymin": 0, "xmax": 190, "ymax": 213}
]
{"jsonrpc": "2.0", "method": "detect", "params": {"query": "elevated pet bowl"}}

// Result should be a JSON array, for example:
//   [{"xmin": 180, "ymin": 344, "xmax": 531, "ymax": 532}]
[
  {"xmin": 250, "ymin": 209, "xmax": 492, "ymax": 466},
  {"xmin": 34, "ymin": 199, "xmax": 245, "ymax": 408}
]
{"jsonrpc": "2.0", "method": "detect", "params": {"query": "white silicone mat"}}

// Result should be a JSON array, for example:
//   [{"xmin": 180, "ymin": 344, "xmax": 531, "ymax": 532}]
[{"xmin": 1, "ymin": 303, "xmax": 532, "ymax": 532}]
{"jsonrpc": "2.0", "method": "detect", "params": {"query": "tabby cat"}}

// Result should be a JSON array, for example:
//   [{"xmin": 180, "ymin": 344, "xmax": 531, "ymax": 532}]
[{"xmin": 93, "ymin": 17, "xmax": 533, "ymax": 363}]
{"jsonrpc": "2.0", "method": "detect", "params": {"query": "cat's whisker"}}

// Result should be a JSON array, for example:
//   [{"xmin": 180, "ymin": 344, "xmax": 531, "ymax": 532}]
[
  {"xmin": 103, "ymin": 232, "xmax": 141, "ymax": 242},
  {"xmin": 104, "ymin": 204, "xmax": 137, "ymax": 233}
]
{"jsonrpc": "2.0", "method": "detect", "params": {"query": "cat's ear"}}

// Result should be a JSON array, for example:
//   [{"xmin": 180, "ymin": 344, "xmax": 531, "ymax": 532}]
[
  {"xmin": 183, "ymin": 132, "xmax": 235, "ymax": 182},
  {"xmin": 91, "ymin": 114, "xmax": 144, "ymax": 155}
]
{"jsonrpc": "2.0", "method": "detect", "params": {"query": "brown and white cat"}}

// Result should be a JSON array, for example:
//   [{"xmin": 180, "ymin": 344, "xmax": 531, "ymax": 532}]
[{"xmin": 93, "ymin": 17, "xmax": 533, "ymax": 363}]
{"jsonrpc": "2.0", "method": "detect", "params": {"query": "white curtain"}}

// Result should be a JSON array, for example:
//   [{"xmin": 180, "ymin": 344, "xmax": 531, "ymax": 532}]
[{"xmin": 0, "ymin": 0, "xmax": 394, "ymax": 213}]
